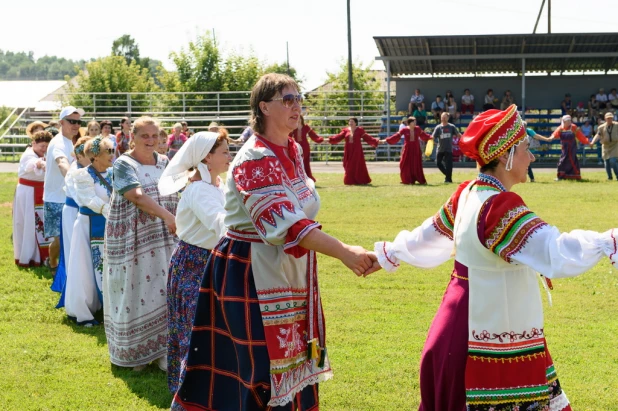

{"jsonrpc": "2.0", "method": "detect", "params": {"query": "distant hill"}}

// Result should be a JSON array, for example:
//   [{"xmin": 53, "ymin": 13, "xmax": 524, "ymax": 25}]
[{"xmin": 0, "ymin": 50, "xmax": 88, "ymax": 81}]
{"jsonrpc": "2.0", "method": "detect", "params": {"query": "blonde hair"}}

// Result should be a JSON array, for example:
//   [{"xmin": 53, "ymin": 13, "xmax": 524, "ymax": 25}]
[
  {"xmin": 84, "ymin": 136, "xmax": 113, "ymax": 161},
  {"xmin": 73, "ymin": 136, "xmax": 93, "ymax": 159},
  {"xmin": 86, "ymin": 120, "xmax": 100, "ymax": 136},
  {"xmin": 132, "ymin": 116, "xmax": 160, "ymax": 136},
  {"xmin": 250, "ymin": 73, "xmax": 300, "ymax": 134}
]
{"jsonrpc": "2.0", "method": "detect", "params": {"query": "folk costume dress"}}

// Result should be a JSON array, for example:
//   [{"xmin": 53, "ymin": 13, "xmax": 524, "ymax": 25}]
[
  {"xmin": 103, "ymin": 152, "xmax": 179, "ymax": 367},
  {"xmin": 375, "ymin": 105, "xmax": 618, "ymax": 411},
  {"xmin": 13, "ymin": 147, "xmax": 51, "ymax": 267},
  {"xmin": 289, "ymin": 124, "xmax": 324, "ymax": 182},
  {"xmin": 64, "ymin": 165, "xmax": 111, "ymax": 324},
  {"xmin": 551, "ymin": 124, "xmax": 588, "ymax": 180},
  {"xmin": 51, "ymin": 161, "xmax": 82, "ymax": 306},
  {"xmin": 172, "ymin": 134, "xmax": 331, "ymax": 411},
  {"xmin": 384, "ymin": 126, "xmax": 430, "ymax": 185},
  {"xmin": 328, "ymin": 126, "xmax": 379, "ymax": 185},
  {"xmin": 157, "ymin": 132, "xmax": 227, "ymax": 394}
]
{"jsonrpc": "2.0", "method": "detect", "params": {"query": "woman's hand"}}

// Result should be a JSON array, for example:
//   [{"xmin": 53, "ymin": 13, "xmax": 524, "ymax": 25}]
[
  {"xmin": 341, "ymin": 245, "xmax": 377, "ymax": 276},
  {"xmin": 363, "ymin": 252, "xmax": 382, "ymax": 276},
  {"xmin": 163, "ymin": 215, "xmax": 176, "ymax": 235}
]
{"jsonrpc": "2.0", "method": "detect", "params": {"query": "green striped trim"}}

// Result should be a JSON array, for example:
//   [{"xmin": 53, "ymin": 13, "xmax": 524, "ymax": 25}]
[
  {"xmin": 546, "ymin": 364, "xmax": 557, "ymax": 380},
  {"xmin": 492, "ymin": 212, "xmax": 542, "ymax": 258},
  {"xmin": 469, "ymin": 344, "xmax": 545, "ymax": 358},
  {"xmin": 439, "ymin": 207, "xmax": 453, "ymax": 231},
  {"xmin": 467, "ymin": 385, "xmax": 549, "ymax": 401}
]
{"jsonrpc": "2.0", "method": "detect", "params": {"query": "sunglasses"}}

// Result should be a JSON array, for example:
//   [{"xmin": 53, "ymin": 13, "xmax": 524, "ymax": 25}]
[
  {"xmin": 268, "ymin": 94, "xmax": 304, "ymax": 108},
  {"xmin": 105, "ymin": 148, "xmax": 114, "ymax": 155},
  {"xmin": 64, "ymin": 118, "xmax": 83, "ymax": 126}
]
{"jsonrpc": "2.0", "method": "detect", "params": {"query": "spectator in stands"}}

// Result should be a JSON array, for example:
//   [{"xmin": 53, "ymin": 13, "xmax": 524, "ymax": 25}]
[
  {"xmin": 483, "ymin": 89, "xmax": 496, "ymax": 111},
  {"xmin": 180, "ymin": 121, "xmax": 194, "ymax": 138},
  {"xmin": 231, "ymin": 125, "xmax": 254, "ymax": 145},
  {"xmin": 500, "ymin": 90, "xmax": 516, "ymax": 110},
  {"xmin": 608, "ymin": 88, "xmax": 618, "ymax": 110},
  {"xmin": 581, "ymin": 120, "xmax": 593, "ymax": 140},
  {"xmin": 523, "ymin": 121, "xmax": 553, "ymax": 183},
  {"xmin": 115, "ymin": 117, "xmax": 132, "ymax": 157},
  {"xmin": 167, "ymin": 122, "xmax": 187, "ymax": 160},
  {"xmin": 596, "ymin": 88, "xmax": 608, "ymax": 110},
  {"xmin": 399, "ymin": 117, "xmax": 407, "ymax": 131},
  {"xmin": 208, "ymin": 122, "xmax": 219, "ymax": 132},
  {"xmin": 444, "ymin": 90, "xmax": 454, "ymax": 103},
  {"xmin": 86, "ymin": 120, "xmax": 100, "ymax": 138},
  {"xmin": 408, "ymin": 88, "xmax": 425, "ymax": 114},
  {"xmin": 14, "ymin": 129, "xmax": 53, "ymax": 267},
  {"xmin": 575, "ymin": 101, "xmax": 586, "ymax": 122},
  {"xmin": 158, "ymin": 129, "xmax": 169, "ymax": 156},
  {"xmin": 588, "ymin": 94, "xmax": 599, "ymax": 120},
  {"xmin": 560, "ymin": 94, "xmax": 575, "ymax": 117},
  {"xmin": 551, "ymin": 115, "xmax": 590, "ymax": 180},
  {"xmin": 460, "ymin": 89, "xmax": 474, "ymax": 114},
  {"xmin": 413, "ymin": 105, "xmax": 428, "ymax": 127},
  {"xmin": 431, "ymin": 95, "xmax": 445, "ymax": 120},
  {"xmin": 432, "ymin": 112, "xmax": 461, "ymax": 183},
  {"xmin": 591, "ymin": 112, "xmax": 618, "ymax": 180},
  {"xmin": 446, "ymin": 96, "xmax": 460, "ymax": 122},
  {"xmin": 43, "ymin": 106, "xmax": 83, "ymax": 275}
]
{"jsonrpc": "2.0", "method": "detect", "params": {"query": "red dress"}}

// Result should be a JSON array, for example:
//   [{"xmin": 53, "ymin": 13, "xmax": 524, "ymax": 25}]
[
  {"xmin": 289, "ymin": 124, "xmax": 324, "ymax": 181},
  {"xmin": 385, "ymin": 126, "xmax": 430, "ymax": 185},
  {"xmin": 328, "ymin": 126, "xmax": 379, "ymax": 185}
]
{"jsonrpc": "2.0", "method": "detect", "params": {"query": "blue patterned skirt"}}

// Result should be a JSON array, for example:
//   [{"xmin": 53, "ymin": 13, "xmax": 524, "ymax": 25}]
[
  {"xmin": 171, "ymin": 235, "xmax": 319, "ymax": 411},
  {"xmin": 167, "ymin": 240, "xmax": 211, "ymax": 394}
]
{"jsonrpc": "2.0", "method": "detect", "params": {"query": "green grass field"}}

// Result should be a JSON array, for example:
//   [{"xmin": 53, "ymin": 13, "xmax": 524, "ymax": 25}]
[{"xmin": 1, "ymin": 170, "xmax": 617, "ymax": 410}]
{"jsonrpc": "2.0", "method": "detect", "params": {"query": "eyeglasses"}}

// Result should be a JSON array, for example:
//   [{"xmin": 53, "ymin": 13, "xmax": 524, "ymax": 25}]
[
  {"xmin": 267, "ymin": 94, "xmax": 304, "ymax": 108},
  {"xmin": 64, "ymin": 118, "xmax": 83, "ymax": 126},
  {"xmin": 105, "ymin": 148, "xmax": 114, "ymax": 155}
]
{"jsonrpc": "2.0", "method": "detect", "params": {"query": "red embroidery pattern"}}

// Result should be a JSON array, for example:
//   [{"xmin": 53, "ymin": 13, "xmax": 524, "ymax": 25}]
[{"xmin": 472, "ymin": 327, "xmax": 544, "ymax": 343}]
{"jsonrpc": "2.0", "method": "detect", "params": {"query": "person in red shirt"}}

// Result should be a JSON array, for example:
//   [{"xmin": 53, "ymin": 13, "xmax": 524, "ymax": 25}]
[
  {"xmin": 328, "ymin": 117, "xmax": 380, "ymax": 185},
  {"xmin": 288, "ymin": 115, "xmax": 324, "ymax": 181},
  {"xmin": 115, "ymin": 117, "xmax": 132, "ymax": 157},
  {"xmin": 382, "ymin": 116, "xmax": 430, "ymax": 185}
]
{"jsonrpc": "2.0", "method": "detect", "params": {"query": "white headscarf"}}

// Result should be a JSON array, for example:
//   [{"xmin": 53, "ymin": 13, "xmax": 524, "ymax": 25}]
[{"xmin": 158, "ymin": 131, "xmax": 219, "ymax": 196}]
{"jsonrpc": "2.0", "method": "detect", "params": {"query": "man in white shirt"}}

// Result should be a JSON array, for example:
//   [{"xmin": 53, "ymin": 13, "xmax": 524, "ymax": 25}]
[
  {"xmin": 596, "ymin": 88, "xmax": 608, "ymax": 109},
  {"xmin": 408, "ymin": 89, "xmax": 425, "ymax": 114},
  {"xmin": 43, "ymin": 106, "xmax": 84, "ymax": 272}
]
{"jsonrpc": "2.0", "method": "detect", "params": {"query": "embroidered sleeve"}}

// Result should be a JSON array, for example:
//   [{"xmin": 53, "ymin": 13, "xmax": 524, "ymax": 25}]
[
  {"xmin": 480, "ymin": 192, "xmax": 548, "ymax": 263},
  {"xmin": 112, "ymin": 157, "xmax": 140, "ymax": 195},
  {"xmin": 481, "ymin": 192, "xmax": 618, "ymax": 277},
  {"xmin": 73, "ymin": 168, "xmax": 110, "ymax": 216},
  {"xmin": 431, "ymin": 181, "xmax": 471, "ymax": 240},
  {"xmin": 232, "ymin": 152, "xmax": 319, "ymax": 252}
]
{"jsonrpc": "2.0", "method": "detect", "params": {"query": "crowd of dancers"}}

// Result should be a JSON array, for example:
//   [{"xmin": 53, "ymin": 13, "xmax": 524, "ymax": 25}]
[{"xmin": 11, "ymin": 73, "xmax": 618, "ymax": 410}]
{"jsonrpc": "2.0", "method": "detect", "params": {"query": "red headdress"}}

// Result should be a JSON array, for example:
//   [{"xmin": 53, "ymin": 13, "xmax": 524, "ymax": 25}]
[{"xmin": 459, "ymin": 104, "xmax": 526, "ymax": 166}]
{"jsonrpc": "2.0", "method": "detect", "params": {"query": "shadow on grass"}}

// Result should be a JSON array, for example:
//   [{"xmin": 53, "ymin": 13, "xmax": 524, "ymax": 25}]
[
  {"xmin": 63, "ymin": 309, "xmax": 108, "ymax": 346},
  {"xmin": 111, "ymin": 364, "xmax": 173, "ymax": 409}
]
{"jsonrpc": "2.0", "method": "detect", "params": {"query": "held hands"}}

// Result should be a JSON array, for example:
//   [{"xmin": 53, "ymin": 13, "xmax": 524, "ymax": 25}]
[{"xmin": 341, "ymin": 245, "xmax": 382, "ymax": 277}]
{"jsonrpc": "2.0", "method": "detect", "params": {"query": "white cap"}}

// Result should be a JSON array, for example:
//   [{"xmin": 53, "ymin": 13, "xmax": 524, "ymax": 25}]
[{"xmin": 59, "ymin": 106, "xmax": 85, "ymax": 120}]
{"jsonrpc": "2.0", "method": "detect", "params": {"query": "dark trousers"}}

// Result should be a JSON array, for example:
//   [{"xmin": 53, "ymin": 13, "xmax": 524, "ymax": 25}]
[
  {"xmin": 605, "ymin": 157, "xmax": 618, "ymax": 180},
  {"xmin": 437, "ymin": 151, "xmax": 453, "ymax": 182},
  {"xmin": 528, "ymin": 165, "xmax": 535, "ymax": 181}
]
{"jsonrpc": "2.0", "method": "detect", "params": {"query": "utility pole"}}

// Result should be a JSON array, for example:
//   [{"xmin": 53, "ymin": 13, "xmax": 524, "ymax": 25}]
[
  {"xmin": 533, "ymin": 0, "xmax": 546, "ymax": 34},
  {"xmin": 286, "ymin": 42, "xmax": 290, "ymax": 76},
  {"xmin": 347, "ymin": 0, "xmax": 354, "ymax": 114},
  {"xmin": 548, "ymin": 0, "xmax": 551, "ymax": 33}
]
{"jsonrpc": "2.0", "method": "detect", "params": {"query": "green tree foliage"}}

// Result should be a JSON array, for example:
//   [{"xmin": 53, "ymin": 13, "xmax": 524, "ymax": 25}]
[
  {"xmin": 0, "ymin": 106, "xmax": 17, "ymax": 135},
  {"xmin": 262, "ymin": 62, "xmax": 303, "ymax": 86},
  {"xmin": 65, "ymin": 56, "xmax": 159, "ymax": 114},
  {"xmin": 111, "ymin": 35, "xmax": 140, "ymax": 65},
  {"xmin": 0, "ymin": 50, "xmax": 86, "ymax": 80}
]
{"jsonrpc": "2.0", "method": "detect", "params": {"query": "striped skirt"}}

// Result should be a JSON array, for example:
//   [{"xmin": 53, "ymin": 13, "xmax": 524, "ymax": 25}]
[{"xmin": 171, "ymin": 235, "xmax": 319, "ymax": 411}]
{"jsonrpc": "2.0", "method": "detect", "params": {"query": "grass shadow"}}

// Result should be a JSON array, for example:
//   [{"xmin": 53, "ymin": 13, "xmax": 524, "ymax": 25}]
[
  {"xmin": 63, "ymin": 309, "xmax": 108, "ymax": 346},
  {"xmin": 111, "ymin": 364, "xmax": 173, "ymax": 409}
]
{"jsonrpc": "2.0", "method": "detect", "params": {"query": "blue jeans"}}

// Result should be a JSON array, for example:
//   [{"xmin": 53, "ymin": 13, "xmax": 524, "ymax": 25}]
[{"xmin": 606, "ymin": 158, "xmax": 618, "ymax": 180}]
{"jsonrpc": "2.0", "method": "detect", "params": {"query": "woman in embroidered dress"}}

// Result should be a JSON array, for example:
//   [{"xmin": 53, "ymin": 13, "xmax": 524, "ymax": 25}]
[
  {"xmin": 551, "ymin": 114, "xmax": 590, "ymax": 181},
  {"xmin": 373, "ymin": 105, "xmax": 618, "ymax": 411},
  {"xmin": 51, "ymin": 137, "xmax": 93, "ymax": 306},
  {"xmin": 167, "ymin": 123, "xmax": 187, "ymax": 160},
  {"xmin": 288, "ymin": 115, "xmax": 323, "ymax": 182},
  {"xmin": 382, "ymin": 116, "xmax": 430, "ymax": 185},
  {"xmin": 13, "ymin": 130, "xmax": 52, "ymax": 267},
  {"xmin": 103, "ymin": 116, "xmax": 179, "ymax": 372},
  {"xmin": 64, "ymin": 136, "xmax": 113, "ymax": 327},
  {"xmin": 328, "ymin": 117, "xmax": 380, "ymax": 185},
  {"xmin": 158, "ymin": 130, "xmax": 231, "ymax": 394},
  {"xmin": 172, "ymin": 73, "xmax": 378, "ymax": 411}
]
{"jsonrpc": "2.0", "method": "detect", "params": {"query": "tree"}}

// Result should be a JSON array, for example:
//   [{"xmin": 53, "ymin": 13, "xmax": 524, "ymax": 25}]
[
  {"xmin": 0, "ymin": 50, "xmax": 85, "ymax": 80},
  {"xmin": 111, "ymin": 35, "xmax": 140, "ymax": 66},
  {"xmin": 262, "ymin": 62, "xmax": 303, "ymax": 86},
  {"xmin": 65, "ymin": 56, "xmax": 159, "ymax": 114}
]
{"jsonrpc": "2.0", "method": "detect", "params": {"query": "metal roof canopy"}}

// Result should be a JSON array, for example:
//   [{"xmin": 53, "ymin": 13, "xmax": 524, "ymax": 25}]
[{"xmin": 374, "ymin": 33, "xmax": 618, "ymax": 76}]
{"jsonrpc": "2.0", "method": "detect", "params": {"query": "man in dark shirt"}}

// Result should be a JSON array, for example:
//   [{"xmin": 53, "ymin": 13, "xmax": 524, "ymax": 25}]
[{"xmin": 432, "ymin": 112, "xmax": 461, "ymax": 183}]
